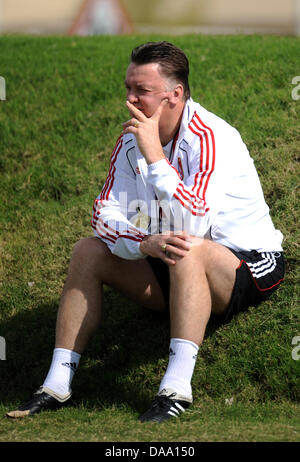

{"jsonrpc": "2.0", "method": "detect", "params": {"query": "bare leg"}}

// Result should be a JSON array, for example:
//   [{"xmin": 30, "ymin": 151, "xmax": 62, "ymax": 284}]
[
  {"xmin": 56, "ymin": 237, "xmax": 166, "ymax": 354},
  {"xmin": 169, "ymin": 238, "xmax": 240, "ymax": 345},
  {"xmin": 155, "ymin": 238, "xmax": 240, "ymax": 399}
]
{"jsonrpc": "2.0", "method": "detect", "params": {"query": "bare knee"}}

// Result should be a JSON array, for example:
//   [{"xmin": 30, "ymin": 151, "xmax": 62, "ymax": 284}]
[
  {"xmin": 69, "ymin": 237, "xmax": 110, "ymax": 278},
  {"xmin": 188, "ymin": 237, "xmax": 212, "ymax": 258},
  {"xmin": 170, "ymin": 238, "xmax": 233, "ymax": 266},
  {"xmin": 72, "ymin": 236, "xmax": 108, "ymax": 258},
  {"xmin": 168, "ymin": 237, "xmax": 207, "ymax": 273}
]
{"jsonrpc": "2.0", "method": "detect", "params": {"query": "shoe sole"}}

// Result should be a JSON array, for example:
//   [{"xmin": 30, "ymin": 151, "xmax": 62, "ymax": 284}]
[{"xmin": 6, "ymin": 409, "xmax": 31, "ymax": 418}]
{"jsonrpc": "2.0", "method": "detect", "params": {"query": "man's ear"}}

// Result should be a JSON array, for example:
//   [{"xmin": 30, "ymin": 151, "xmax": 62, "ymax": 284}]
[{"xmin": 169, "ymin": 84, "xmax": 184, "ymax": 104}]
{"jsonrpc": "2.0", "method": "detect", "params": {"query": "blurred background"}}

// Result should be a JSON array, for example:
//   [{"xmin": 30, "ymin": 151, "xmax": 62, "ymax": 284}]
[{"xmin": 0, "ymin": 0, "xmax": 299, "ymax": 36}]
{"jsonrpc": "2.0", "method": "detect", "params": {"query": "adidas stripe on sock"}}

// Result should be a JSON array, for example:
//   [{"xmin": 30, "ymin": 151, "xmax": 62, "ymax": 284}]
[
  {"xmin": 159, "ymin": 338, "xmax": 199, "ymax": 398},
  {"xmin": 43, "ymin": 348, "xmax": 81, "ymax": 396}
]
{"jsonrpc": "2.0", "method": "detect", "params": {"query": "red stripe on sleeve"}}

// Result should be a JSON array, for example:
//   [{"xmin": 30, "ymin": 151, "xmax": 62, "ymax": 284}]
[
  {"xmin": 193, "ymin": 112, "xmax": 216, "ymax": 200},
  {"xmin": 101, "ymin": 135, "xmax": 123, "ymax": 200}
]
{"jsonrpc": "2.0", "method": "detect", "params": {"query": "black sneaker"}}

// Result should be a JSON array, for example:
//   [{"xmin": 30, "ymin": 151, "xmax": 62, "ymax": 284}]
[
  {"xmin": 6, "ymin": 386, "xmax": 72, "ymax": 418},
  {"xmin": 139, "ymin": 388, "xmax": 192, "ymax": 423}
]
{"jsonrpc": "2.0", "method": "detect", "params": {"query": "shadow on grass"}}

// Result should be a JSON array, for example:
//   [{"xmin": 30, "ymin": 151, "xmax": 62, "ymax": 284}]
[{"xmin": 0, "ymin": 289, "xmax": 222, "ymax": 415}]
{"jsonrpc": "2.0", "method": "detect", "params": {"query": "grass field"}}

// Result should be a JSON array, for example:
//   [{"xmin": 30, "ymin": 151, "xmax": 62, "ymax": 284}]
[{"xmin": 0, "ymin": 34, "xmax": 299, "ymax": 443}]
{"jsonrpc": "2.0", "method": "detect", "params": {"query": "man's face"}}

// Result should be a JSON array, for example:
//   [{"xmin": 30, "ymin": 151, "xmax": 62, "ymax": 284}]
[{"xmin": 125, "ymin": 62, "xmax": 171, "ymax": 118}]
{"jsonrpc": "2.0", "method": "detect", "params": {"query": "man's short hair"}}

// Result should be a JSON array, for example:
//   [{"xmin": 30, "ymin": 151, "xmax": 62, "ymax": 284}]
[{"xmin": 130, "ymin": 41, "xmax": 190, "ymax": 101}]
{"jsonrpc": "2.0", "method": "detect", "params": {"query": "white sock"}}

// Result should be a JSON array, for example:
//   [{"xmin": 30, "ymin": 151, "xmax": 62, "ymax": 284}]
[
  {"xmin": 159, "ymin": 338, "xmax": 199, "ymax": 398},
  {"xmin": 43, "ymin": 348, "xmax": 81, "ymax": 396}
]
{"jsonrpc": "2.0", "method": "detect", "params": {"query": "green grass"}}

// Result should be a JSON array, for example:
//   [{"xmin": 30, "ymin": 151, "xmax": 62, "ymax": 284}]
[{"xmin": 0, "ymin": 34, "xmax": 299, "ymax": 442}]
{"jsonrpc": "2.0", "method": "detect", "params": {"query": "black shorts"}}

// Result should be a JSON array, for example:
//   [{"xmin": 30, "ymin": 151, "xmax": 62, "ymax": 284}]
[{"xmin": 146, "ymin": 249, "xmax": 285, "ymax": 324}]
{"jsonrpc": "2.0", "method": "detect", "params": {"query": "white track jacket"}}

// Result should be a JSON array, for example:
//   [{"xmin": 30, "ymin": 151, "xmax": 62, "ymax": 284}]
[{"xmin": 92, "ymin": 98, "xmax": 283, "ymax": 260}]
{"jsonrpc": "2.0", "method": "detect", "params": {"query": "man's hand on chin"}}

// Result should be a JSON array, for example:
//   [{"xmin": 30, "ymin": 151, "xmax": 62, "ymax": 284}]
[{"xmin": 122, "ymin": 99, "xmax": 169, "ymax": 164}]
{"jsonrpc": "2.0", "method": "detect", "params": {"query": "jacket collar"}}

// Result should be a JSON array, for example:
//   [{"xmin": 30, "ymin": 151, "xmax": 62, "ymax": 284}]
[{"xmin": 177, "ymin": 97, "xmax": 195, "ymax": 144}]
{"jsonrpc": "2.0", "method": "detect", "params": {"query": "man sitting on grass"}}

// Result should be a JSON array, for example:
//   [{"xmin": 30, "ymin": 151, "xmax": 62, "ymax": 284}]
[{"xmin": 7, "ymin": 41, "xmax": 285, "ymax": 422}]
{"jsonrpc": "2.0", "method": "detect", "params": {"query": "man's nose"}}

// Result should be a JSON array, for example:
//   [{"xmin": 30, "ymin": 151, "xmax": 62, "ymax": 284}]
[{"xmin": 127, "ymin": 90, "xmax": 138, "ymax": 104}]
